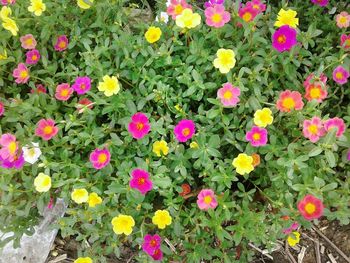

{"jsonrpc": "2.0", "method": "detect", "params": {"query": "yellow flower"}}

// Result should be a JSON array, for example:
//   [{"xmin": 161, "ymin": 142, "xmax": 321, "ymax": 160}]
[
  {"xmin": 2, "ymin": 18, "xmax": 18, "ymax": 36},
  {"xmin": 74, "ymin": 257, "xmax": 93, "ymax": 263},
  {"xmin": 71, "ymin": 188, "xmax": 89, "ymax": 204},
  {"xmin": 0, "ymin": 6, "xmax": 12, "ymax": 20},
  {"xmin": 88, "ymin": 192, "xmax": 102, "ymax": 208},
  {"xmin": 176, "ymin": 8, "xmax": 201, "ymax": 29},
  {"xmin": 98, "ymin": 75, "xmax": 120, "ymax": 97},
  {"xmin": 0, "ymin": 49, "xmax": 7, "ymax": 60},
  {"xmin": 34, "ymin": 173, "xmax": 51, "ymax": 192},
  {"xmin": 213, "ymin": 48, "xmax": 236, "ymax": 74},
  {"xmin": 152, "ymin": 210, "xmax": 172, "ymax": 229},
  {"xmin": 190, "ymin": 141, "xmax": 199, "ymax": 149},
  {"xmin": 77, "ymin": 0, "xmax": 94, "ymax": 9},
  {"xmin": 152, "ymin": 140, "xmax": 169, "ymax": 157},
  {"xmin": 254, "ymin": 108, "xmax": 273, "ymax": 128},
  {"xmin": 232, "ymin": 153, "xmax": 254, "ymax": 175},
  {"xmin": 274, "ymin": 9, "xmax": 299, "ymax": 28},
  {"xmin": 287, "ymin": 231, "xmax": 300, "ymax": 247},
  {"xmin": 144, "ymin": 26, "xmax": 162, "ymax": 44},
  {"xmin": 111, "ymin": 214, "xmax": 135, "ymax": 235},
  {"xmin": 28, "ymin": 0, "xmax": 46, "ymax": 16}
]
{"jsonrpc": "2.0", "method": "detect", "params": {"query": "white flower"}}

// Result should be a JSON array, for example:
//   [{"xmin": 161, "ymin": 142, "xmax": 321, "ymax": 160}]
[
  {"xmin": 156, "ymin": 12, "xmax": 169, "ymax": 23},
  {"xmin": 166, "ymin": 0, "xmax": 171, "ymax": 7},
  {"xmin": 22, "ymin": 142, "xmax": 41, "ymax": 164}
]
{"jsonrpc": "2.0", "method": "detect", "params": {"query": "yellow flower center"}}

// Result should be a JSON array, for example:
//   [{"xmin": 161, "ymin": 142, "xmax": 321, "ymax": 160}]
[
  {"xmin": 336, "ymin": 72, "xmax": 343, "ymax": 79},
  {"xmin": 253, "ymin": 4, "xmax": 259, "ymax": 9},
  {"xmin": 25, "ymin": 38, "xmax": 33, "ymax": 45},
  {"xmin": 32, "ymin": 55, "xmax": 38, "ymax": 60},
  {"xmin": 345, "ymin": 39, "xmax": 350, "ymax": 47},
  {"xmin": 42, "ymin": 177, "xmax": 51, "ymax": 187},
  {"xmin": 174, "ymin": 4, "xmax": 183, "ymax": 15},
  {"xmin": 20, "ymin": 70, "xmax": 28, "ymax": 78},
  {"xmin": 136, "ymin": 122, "xmax": 144, "ymax": 131},
  {"xmin": 223, "ymin": 90, "xmax": 232, "ymax": 99},
  {"xmin": 282, "ymin": 97, "xmax": 295, "ymax": 109},
  {"xmin": 310, "ymin": 87, "xmax": 321, "ymax": 98},
  {"xmin": 212, "ymin": 13, "xmax": 222, "ymax": 23},
  {"xmin": 59, "ymin": 41, "xmax": 66, "ymax": 49},
  {"xmin": 339, "ymin": 16, "xmax": 347, "ymax": 24},
  {"xmin": 253, "ymin": 133, "xmax": 261, "ymax": 140},
  {"xmin": 43, "ymin": 125, "xmax": 53, "ymax": 135},
  {"xmin": 242, "ymin": 12, "xmax": 252, "ymax": 22},
  {"xmin": 138, "ymin": 178, "xmax": 145, "ymax": 185},
  {"xmin": 98, "ymin": 153, "xmax": 107, "ymax": 163},
  {"xmin": 305, "ymin": 203, "xmax": 316, "ymax": 214},
  {"xmin": 182, "ymin": 128, "xmax": 190, "ymax": 136},
  {"xmin": 33, "ymin": 2, "xmax": 44, "ymax": 11},
  {"xmin": 28, "ymin": 148, "xmax": 36, "ymax": 157},
  {"xmin": 150, "ymin": 239, "xmax": 157, "ymax": 246},
  {"xmin": 308, "ymin": 124, "xmax": 318, "ymax": 135},
  {"xmin": 277, "ymin": 34, "xmax": 286, "ymax": 44},
  {"xmin": 259, "ymin": 113, "xmax": 271, "ymax": 123},
  {"xmin": 204, "ymin": 195, "xmax": 212, "ymax": 204},
  {"xmin": 60, "ymin": 89, "xmax": 69, "ymax": 97},
  {"xmin": 8, "ymin": 141, "xmax": 16, "ymax": 154}
]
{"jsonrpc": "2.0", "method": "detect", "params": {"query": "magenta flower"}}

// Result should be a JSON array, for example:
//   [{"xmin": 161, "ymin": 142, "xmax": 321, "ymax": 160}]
[
  {"xmin": 303, "ymin": 117, "xmax": 325, "ymax": 143},
  {"xmin": 89, "ymin": 148, "xmax": 111, "ymax": 169},
  {"xmin": 332, "ymin": 66, "xmax": 349, "ymax": 85},
  {"xmin": 35, "ymin": 119, "xmax": 59, "ymax": 141},
  {"xmin": 151, "ymin": 249, "xmax": 163, "ymax": 261},
  {"xmin": 204, "ymin": 0, "xmax": 223, "ymax": 8},
  {"xmin": 0, "ymin": 152, "xmax": 24, "ymax": 169},
  {"xmin": 20, "ymin": 34, "xmax": 37, "ymax": 49},
  {"xmin": 246, "ymin": 126, "xmax": 268, "ymax": 147},
  {"xmin": 311, "ymin": 0, "xmax": 328, "ymax": 7},
  {"xmin": 246, "ymin": 0, "xmax": 266, "ymax": 13},
  {"xmin": 324, "ymin": 117, "xmax": 346, "ymax": 138},
  {"xmin": 347, "ymin": 149, "xmax": 350, "ymax": 161},
  {"xmin": 129, "ymin": 168, "xmax": 153, "ymax": 195},
  {"xmin": 205, "ymin": 4, "xmax": 230, "ymax": 28},
  {"xmin": 0, "ymin": 102, "xmax": 4, "ymax": 116},
  {"xmin": 25, "ymin": 49, "xmax": 40, "ymax": 65},
  {"xmin": 72, "ymin": 76, "xmax": 91, "ymax": 94},
  {"xmin": 13, "ymin": 63, "xmax": 29, "ymax": 84},
  {"xmin": 238, "ymin": 5, "xmax": 258, "ymax": 23},
  {"xmin": 197, "ymin": 189, "xmax": 218, "ymax": 210},
  {"xmin": 272, "ymin": 25, "xmax": 298, "ymax": 52},
  {"xmin": 0, "ymin": 133, "xmax": 18, "ymax": 161},
  {"xmin": 217, "ymin": 83, "xmax": 240, "ymax": 107},
  {"xmin": 54, "ymin": 35, "xmax": 69, "ymax": 51},
  {"xmin": 340, "ymin": 34, "xmax": 350, "ymax": 49},
  {"xmin": 142, "ymin": 234, "xmax": 161, "ymax": 255},
  {"xmin": 128, "ymin": 112, "xmax": 151, "ymax": 140},
  {"xmin": 174, "ymin": 119, "xmax": 195, "ymax": 142},
  {"xmin": 55, "ymin": 83, "xmax": 73, "ymax": 101}
]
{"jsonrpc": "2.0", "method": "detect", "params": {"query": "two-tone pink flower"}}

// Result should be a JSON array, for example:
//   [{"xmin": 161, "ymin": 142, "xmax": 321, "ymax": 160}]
[
  {"xmin": 197, "ymin": 189, "xmax": 218, "ymax": 210},
  {"xmin": 332, "ymin": 66, "xmax": 349, "ymax": 85},
  {"xmin": 129, "ymin": 168, "xmax": 152, "ymax": 195},
  {"xmin": 54, "ymin": 35, "xmax": 69, "ymax": 52},
  {"xmin": 336, "ymin": 12, "xmax": 350, "ymax": 28},
  {"xmin": 0, "ymin": 133, "xmax": 18, "ymax": 162},
  {"xmin": 25, "ymin": 49, "xmax": 40, "ymax": 65},
  {"xmin": 246, "ymin": 126, "xmax": 268, "ymax": 147},
  {"xmin": 128, "ymin": 112, "xmax": 151, "ymax": 140},
  {"xmin": 340, "ymin": 34, "xmax": 350, "ymax": 49},
  {"xmin": 20, "ymin": 34, "xmax": 37, "ymax": 49},
  {"xmin": 13, "ymin": 63, "xmax": 29, "ymax": 84},
  {"xmin": 166, "ymin": 0, "xmax": 192, "ymax": 20},
  {"xmin": 205, "ymin": 4, "xmax": 230, "ymax": 28},
  {"xmin": 217, "ymin": 83, "xmax": 240, "ymax": 107},
  {"xmin": 55, "ymin": 83, "xmax": 73, "ymax": 101},
  {"xmin": 298, "ymin": 194, "xmax": 324, "ymax": 220},
  {"xmin": 324, "ymin": 117, "xmax": 346, "ymax": 138},
  {"xmin": 276, "ymin": 90, "xmax": 304, "ymax": 112},
  {"xmin": 303, "ymin": 117, "xmax": 325, "ymax": 143},
  {"xmin": 90, "ymin": 148, "xmax": 111, "ymax": 169},
  {"xmin": 35, "ymin": 119, "xmax": 59, "ymax": 140}
]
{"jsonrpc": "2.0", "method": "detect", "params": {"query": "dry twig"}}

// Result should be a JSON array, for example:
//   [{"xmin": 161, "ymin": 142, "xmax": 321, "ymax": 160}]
[
  {"xmin": 297, "ymin": 246, "xmax": 307, "ymax": 263},
  {"xmin": 285, "ymin": 241, "xmax": 297, "ymax": 263},
  {"xmin": 248, "ymin": 242, "xmax": 273, "ymax": 260},
  {"xmin": 314, "ymin": 239, "xmax": 321, "ymax": 263}
]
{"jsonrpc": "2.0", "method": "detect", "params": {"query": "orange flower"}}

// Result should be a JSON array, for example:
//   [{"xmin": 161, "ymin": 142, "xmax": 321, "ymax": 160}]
[{"xmin": 252, "ymin": 153, "xmax": 260, "ymax": 167}]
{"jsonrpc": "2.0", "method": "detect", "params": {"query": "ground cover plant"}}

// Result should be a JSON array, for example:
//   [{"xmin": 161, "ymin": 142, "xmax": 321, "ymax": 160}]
[{"xmin": 0, "ymin": 0, "xmax": 349, "ymax": 262}]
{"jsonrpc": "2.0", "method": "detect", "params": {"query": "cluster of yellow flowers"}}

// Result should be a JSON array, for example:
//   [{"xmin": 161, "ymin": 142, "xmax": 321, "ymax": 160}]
[
  {"xmin": 0, "ymin": 6, "xmax": 18, "ymax": 36},
  {"xmin": 71, "ymin": 188, "xmax": 103, "ymax": 208}
]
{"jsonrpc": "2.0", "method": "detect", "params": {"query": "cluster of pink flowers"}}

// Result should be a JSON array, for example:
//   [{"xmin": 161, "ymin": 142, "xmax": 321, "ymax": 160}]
[
  {"xmin": 238, "ymin": 0, "xmax": 266, "ymax": 23},
  {"xmin": 0, "ymin": 133, "xmax": 24, "ymax": 169},
  {"xmin": 142, "ymin": 234, "xmax": 163, "ymax": 260},
  {"xmin": 1, "ymin": 0, "xmax": 16, "ymax": 5},
  {"xmin": 166, "ymin": 0, "xmax": 192, "ymax": 20}
]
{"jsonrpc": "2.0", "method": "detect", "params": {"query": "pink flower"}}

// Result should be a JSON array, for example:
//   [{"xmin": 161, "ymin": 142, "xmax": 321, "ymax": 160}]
[
  {"xmin": 336, "ymin": 12, "xmax": 350, "ymax": 28},
  {"xmin": 303, "ymin": 117, "xmax": 325, "ymax": 143},
  {"xmin": 129, "ymin": 168, "xmax": 153, "ymax": 195},
  {"xmin": 347, "ymin": 149, "xmax": 350, "ymax": 161},
  {"xmin": 47, "ymin": 197, "xmax": 54, "ymax": 209},
  {"xmin": 332, "ymin": 66, "xmax": 349, "ymax": 85},
  {"xmin": 303, "ymin": 73, "xmax": 327, "ymax": 88},
  {"xmin": 0, "ymin": 133, "xmax": 18, "ymax": 161},
  {"xmin": 89, "ymin": 148, "xmax": 111, "ymax": 169},
  {"xmin": 217, "ymin": 83, "xmax": 240, "ymax": 107},
  {"xmin": 297, "ymin": 194, "xmax": 324, "ymax": 220},
  {"xmin": 151, "ymin": 249, "xmax": 163, "ymax": 261},
  {"xmin": 174, "ymin": 119, "xmax": 195, "ymax": 142},
  {"xmin": 276, "ymin": 90, "xmax": 304, "ymax": 112},
  {"xmin": 55, "ymin": 83, "xmax": 73, "ymax": 101},
  {"xmin": 238, "ymin": 5, "xmax": 258, "ymax": 22},
  {"xmin": 25, "ymin": 49, "xmax": 40, "ymax": 65},
  {"xmin": 31, "ymin": 84, "xmax": 47, "ymax": 94},
  {"xmin": 128, "ymin": 112, "xmax": 151, "ymax": 140},
  {"xmin": 0, "ymin": 152, "xmax": 24, "ymax": 169},
  {"xmin": 142, "ymin": 234, "xmax": 161, "ymax": 255},
  {"xmin": 283, "ymin": 222, "xmax": 300, "ymax": 235},
  {"xmin": 35, "ymin": 119, "xmax": 59, "ymax": 141},
  {"xmin": 54, "ymin": 35, "xmax": 69, "ymax": 51},
  {"xmin": 246, "ymin": 0, "xmax": 266, "ymax": 14},
  {"xmin": 304, "ymin": 83, "xmax": 327, "ymax": 102},
  {"xmin": 167, "ymin": 0, "xmax": 192, "ymax": 20},
  {"xmin": 204, "ymin": 0, "xmax": 224, "ymax": 8},
  {"xmin": 245, "ymin": 126, "xmax": 268, "ymax": 147},
  {"xmin": 311, "ymin": 0, "xmax": 328, "ymax": 7},
  {"xmin": 340, "ymin": 34, "xmax": 350, "ymax": 49},
  {"xmin": 0, "ymin": 102, "xmax": 4, "ymax": 116},
  {"xmin": 20, "ymin": 34, "xmax": 37, "ymax": 49},
  {"xmin": 197, "ymin": 189, "xmax": 218, "ymax": 210},
  {"xmin": 1, "ymin": 0, "xmax": 16, "ymax": 5},
  {"xmin": 272, "ymin": 25, "xmax": 298, "ymax": 52},
  {"xmin": 77, "ymin": 98, "xmax": 93, "ymax": 113},
  {"xmin": 13, "ymin": 63, "xmax": 30, "ymax": 84},
  {"xmin": 205, "ymin": 4, "xmax": 231, "ymax": 28},
  {"xmin": 72, "ymin": 76, "xmax": 91, "ymax": 94},
  {"xmin": 324, "ymin": 117, "xmax": 346, "ymax": 138}
]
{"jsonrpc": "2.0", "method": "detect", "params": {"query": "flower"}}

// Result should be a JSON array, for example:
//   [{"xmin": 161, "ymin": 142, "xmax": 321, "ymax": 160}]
[
  {"xmin": 217, "ymin": 83, "xmax": 240, "ymax": 107},
  {"xmin": 232, "ymin": 153, "xmax": 254, "ymax": 175},
  {"xmin": 205, "ymin": 4, "xmax": 230, "ymax": 28},
  {"xmin": 287, "ymin": 232, "xmax": 300, "ymax": 247},
  {"xmin": 2, "ymin": 17, "xmax": 19, "ymax": 36},
  {"xmin": 204, "ymin": 0, "xmax": 224, "ymax": 8},
  {"xmin": 54, "ymin": 35, "xmax": 69, "ymax": 51},
  {"xmin": 283, "ymin": 222, "xmax": 300, "ymax": 235},
  {"xmin": 238, "ymin": 5, "xmax": 258, "ymax": 23},
  {"xmin": 152, "ymin": 210, "xmax": 172, "ymax": 229},
  {"xmin": 272, "ymin": 25, "xmax": 298, "ymax": 52},
  {"xmin": 0, "ymin": 133, "xmax": 17, "ymax": 161},
  {"xmin": 0, "ymin": 152, "xmax": 24, "ymax": 169},
  {"xmin": 55, "ymin": 83, "xmax": 73, "ymax": 101},
  {"xmin": 22, "ymin": 142, "xmax": 41, "ymax": 164},
  {"xmin": 303, "ymin": 73, "xmax": 327, "ymax": 88},
  {"xmin": 128, "ymin": 112, "xmax": 151, "ymax": 140},
  {"xmin": 77, "ymin": 98, "xmax": 94, "ymax": 113},
  {"xmin": 97, "ymin": 75, "xmax": 120, "ymax": 97},
  {"xmin": 0, "ymin": 49, "xmax": 7, "ymax": 60},
  {"xmin": 324, "ymin": 117, "xmax": 346, "ymax": 138},
  {"xmin": 13, "ymin": 63, "xmax": 29, "ymax": 84},
  {"xmin": 28, "ymin": 0, "xmax": 46, "ymax": 16},
  {"xmin": 151, "ymin": 249, "xmax": 163, "ymax": 261},
  {"xmin": 336, "ymin": 11, "xmax": 350, "ymax": 28},
  {"xmin": 254, "ymin": 108, "xmax": 273, "ymax": 127},
  {"xmin": 347, "ymin": 149, "xmax": 350, "ymax": 161},
  {"xmin": 176, "ymin": 8, "xmax": 201, "ymax": 29},
  {"xmin": 88, "ymin": 192, "xmax": 102, "ymax": 208},
  {"xmin": 145, "ymin": 26, "xmax": 162, "ymax": 43},
  {"xmin": 304, "ymin": 83, "xmax": 327, "ymax": 102},
  {"xmin": 274, "ymin": 9, "xmax": 299, "ymax": 28},
  {"xmin": 303, "ymin": 117, "xmax": 325, "ymax": 143},
  {"xmin": 142, "ymin": 234, "xmax": 161, "ymax": 255},
  {"xmin": 252, "ymin": 153, "xmax": 260, "ymax": 167},
  {"xmin": 297, "ymin": 194, "xmax": 324, "ymax": 220},
  {"xmin": 129, "ymin": 168, "xmax": 153, "ymax": 195},
  {"xmin": 179, "ymin": 183, "xmax": 191, "ymax": 196},
  {"xmin": 20, "ymin": 34, "xmax": 37, "ymax": 49},
  {"xmin": 213, "ymin": 48, "xmax": 236, "ymax": 74},
  {"xmin": 0, "ymin": 5, "xmax": 11, "ymax": 20},
  {"xmin": 246, "ymin": 0, "xmax": 266, "ymax": 14},
  {"xmin": 332, "ymin": 66, "xmax": 349, "ymax": 85},
  {"xmin": 1, "ymin": 0, "xmax": 16, "ymax": 5},
  {"xmin": 246, "ymin": 126, "xmax": 268, "ymax": 147},
  {"xmin": 190, "ymin": 141, "xmax": 199, "ymax": 149},
  {"xmin": 72, "ymin": 76, "xmax": 91, "ymax": 94},
  {"xmin": 0, "ymin": 102, "xmax": 4, "ymax": 116},
  {"xmin": 152, "ymin": 140, "xmax": 169, "ymax": 157},
  {"xmin": 174, "ymin": 119, "xmax": 195, "ymax": 142},
  {"xmin": 276, "ymin": 90, "xmax": 304, "ymax": 112},
  {"xmin": 167, "ymin": 0, "xmax": 192, "ymax": 20},
  {"xmin": 340, "ymin": 34, "xmax": 350, "ymax": 49},
  {"xmin": 311, "ymin": 0, "xmax": 328, "ymax": 7},
  {"xmin": 74, "ymin": 257, "xmax": 93, "ymax": 263},
  {"xmin": 111, "ymin": 214, "xmax": 135, "ymax": 235},
  {"xmin": 35, "ymin": 119, "xmax": 59, "ymax": 141},
  {"xmin": 31, "ymin": 84, "xmax": 47, "ymax": 94},
  {"xmin": 25, "ymin": 49, "xmax": 40, "ymax": 65},
  {"xmin": 89, "ymin": 148, "xmax": 111, "ymax": 169},
  {"xmin": 197, "ymin": 189, "xmax": 218, "ymax": 210},
  {"xmin": 77, "ymin": 0, "xmax": 94, "ymax": 9},
  {"xmin": 156, "ymin": 12, "xmax": 169, "ymax": 23},
  {"xmin": 71, "ymin": 188, "xmax": 89, "ymax": 204},
  {"xmin": 34, "ymin": 173, "xmax": 51, "ymax": 192}
]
